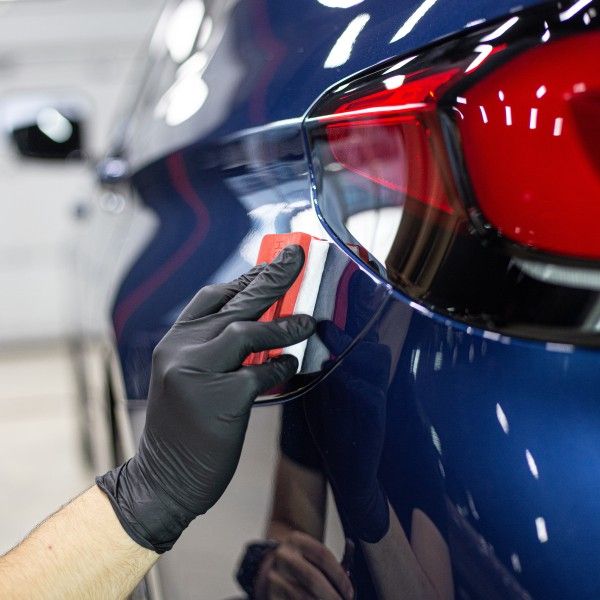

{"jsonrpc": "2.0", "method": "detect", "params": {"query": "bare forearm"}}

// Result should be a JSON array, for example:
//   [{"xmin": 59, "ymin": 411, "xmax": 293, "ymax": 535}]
[
  {"xmin": 361, "ymin": 503, "xmax": 447, "ymax": 600},
  {"xmin": 267, "ymin": 455, "xmax": 327, "ymax": 542},
  {"xmin": 0, "ymin": 486, "xmax": 158, "ymax": 599}
]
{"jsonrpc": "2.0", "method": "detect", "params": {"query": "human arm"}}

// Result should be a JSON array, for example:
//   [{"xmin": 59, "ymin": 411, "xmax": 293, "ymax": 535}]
[
  {"xmin": 0, "ymin": 246, "xmax": 315, "ymax": 598},
  {"xmin": 268, "ymin": 453, "xmax": 328, "ymax": 542},
  {"xmin": 250, "ymin": 454, "xmax": 353, "ymax": 599},
  {"xmin": 361, "ymin": 504, "xmax": 454, "ymax": 600},
  {"xmin": 305, "ymin": 321, "xmax": 453, "ymax": 599},
  {"xmin": 0, "ymin": 486, "xmax": 157, "ymax": 600}
]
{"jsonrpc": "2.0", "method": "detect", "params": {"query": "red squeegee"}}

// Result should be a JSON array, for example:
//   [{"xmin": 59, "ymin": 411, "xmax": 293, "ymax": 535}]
[{"xmin": 244, "ymin": 233, "xmax": 330, "ymax": 369}]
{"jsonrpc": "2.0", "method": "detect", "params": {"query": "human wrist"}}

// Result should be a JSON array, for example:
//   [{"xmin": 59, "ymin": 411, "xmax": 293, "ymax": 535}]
[
  {"xmin": 337, "ymin": 483, "xmax": 390, "ymax": 544},
  {"xmin": 95, "ymin": 453, "xmax": 196, "ymax": 554}
]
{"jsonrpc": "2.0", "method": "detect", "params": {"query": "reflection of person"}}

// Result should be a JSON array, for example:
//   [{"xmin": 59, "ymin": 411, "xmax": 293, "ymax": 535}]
[
  {"xmin": 237, "ymin": 319, "xmax": 453, "ymax": 599},
  {"xmin": 0, "ymin": 246, "xmax": 314, "ymax": 599}
]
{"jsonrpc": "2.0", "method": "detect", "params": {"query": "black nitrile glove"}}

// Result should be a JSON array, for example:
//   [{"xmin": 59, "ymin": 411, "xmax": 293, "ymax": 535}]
[
  {"xmin": 97, "ymin": 245, "xmax": 315, "ymax": 553},
  {"xmin": 304, "ymin": 320, "xmax": 391, "ymax": 543}
]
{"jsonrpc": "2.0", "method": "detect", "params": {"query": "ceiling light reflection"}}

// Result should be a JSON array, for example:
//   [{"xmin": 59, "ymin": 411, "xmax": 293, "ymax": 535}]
[
  {"xmin": 465, "ymin": 44, "xmax": 494, "ymax": 73},
  {"xmin": 383, "ymin": 55, "xmax": 417, "ymax": 74},
  {"xmin": 465, "ymin": 18, "xmax": 486, "ymax": 28},
  {"xmin": 480, "ymin": 16, "xmax": 519, "ymax": 41},
  {"xmin": 529, "ymin": 107, "xmax": 538, "ymax": 129},
  {"xmin": 197, "ymin": 15, "xmax": 213, "ymax": 48},
  {"xmin": 505, "ymin": 105, "xmax": 512, "ymax": 125},
  {"xmin": 452, "ymin": 106, "xmax": 465, "ymax": 119},
  {"xmin": 525, "ymin": 449, "xmax": 539, "ymax": 478},
  {"xmin": 535, "ymin": 517, "xmax": 549, "ymax": 543},
  {"xmin": 511, "ymin": 553, "xmax": 522, "ymax": 573},
  {"xmin": 553, "ymin": 117, "xmax": 563, "ymax": 136},
  {"xmin": 384, "ymin": 74, "xmax": 405, "ymax": 89},
  {"xmin": 479, "ymin": 105, "xmax": 489, "ymax": 123},
  {"xmin": 390, "ymin": 0, "xmax": 438, "ymax": 43},
  {"xmin": 166, "ymin": 0, "xmax": 205, "ymax": 63},
  {"xmin": 317, "ymin": 0, "xmax": 364, "ymax": 7},
  {"xmin": 542, "ymin": 20, "xmax": 551, "ymax": 42},
  {"xmin": 430, "ymin": 427, "xmax": 442, "ymax": 454},
  {"xmin": 536, "ymin": 84, "xmax": 547, "ymax": 98},
  {"xmin": 155, "ymin": 74, "xmax": 208, "ymax": 126},
  {"xmin": 324, "ymin": 13, "xmax": 370, "ymax": 68},
  {"xmin": 559, "ymin": 0, "xmax": 593, "ymax": 21},
  {"xmin": 177, "ymin": 51, "xmax": 208, "ymax": 77},
  {"xmin": 36, "ymin": 108, "xmax": 73, "ymax": 143},
  {"xmin": 496, "ymin": 403, "xmax": 509, "ymax": 434}
]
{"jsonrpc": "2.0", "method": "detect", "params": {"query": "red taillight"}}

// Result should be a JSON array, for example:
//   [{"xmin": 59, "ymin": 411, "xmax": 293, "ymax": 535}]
[
  {"xmin": 458, "ymin": 31, "xmax": 600, "ymax": 259},
  {"xmin": 320, "ymin": 69, "xmax": 465, "ymax": 215},
  {"xmin": 306, "ymin": 5, "xmax": 600, "ymax": 346},
  {"xmin": 309, "ymin": 20, "xmax": 600, "ymax": 261}
]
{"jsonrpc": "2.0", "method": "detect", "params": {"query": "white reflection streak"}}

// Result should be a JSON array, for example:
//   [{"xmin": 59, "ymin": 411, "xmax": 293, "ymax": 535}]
[
  {"xmin": 37, "ymin": 108, "xmax": 73, "ymax": 143},
  {"xmin": 310, "ymin": 102, "xmax": 427, "ymax": 122},
  {"xmin": 529, "ymin": 107, "xmax": 538, "ymax": 129},
  {"xmin": 541, "ymin": 20, "xmax": 551, "ymax": 43},
  {"xmin": 535, "ymin": 517, "xmax": 549, "ymax": 543},
  {"xmin": 383, "ymin": 55, "xmax": 417, "ymax": 74},
  {"xmin": 465, "ymin": 44, "xmax": 494, "ymax": 73},
  {"xmin": 166, "ymin": 0, "xmax": 205, "ymax": 63},
  {"xmin": 553, "ymin": 117, "xmax": 563, "ymax": 136},
  {"xmin": 452, "ymin": 106, "xmax": 465, "ymax": 119},
  {"xmin": 525, "ymin": 449, "xmax": 539, "ymax": 479},
  {"xmin": 384, "ymin": 74, "xmax": 405, "ymax": 89},
  {"xmin": 411, "ymin": 348, "xmax": 421, "ymax": 378},
  {"xmin": 480, "ymin": 16, "xmax": 519, "ymax": 41},
  {"xmin": 390, "ymin": 0, "xmax": 438, "ymax": 43},
  {"xmin": 317, "ymin": 0, "xmax": 364, "ymax": 7},
  {"xmin": 155, "ymin": 75, "xmax": 209, "ymax": 126},
  {"xmin": 498, "ymin": 90, "xmax": 505, "ymax": 101},
  {"xmin": 431, "ymin": 427, "xmax": 442, "ymax": 454},
  {"xmin": 465, "ymin": 18, "xmax": 486, "ymax": 28},
  {"xmin": 496, "ymin": 403, "xmax": 509, "ymax": 434},
  {"xmin": 559, "ymin": 0, "xmax": 593, "ymax": 21},
  {"xmin": 505, "ymin": 106, "xmax": 512, "ymax": 126},
  {"xmin": 536, "ymin": 85, "xmax": 547, "ymax": 98},
  {"xmin": 324, "ymin": 13, "xmax": 370, "ymax": 68},
  {"xmin": 456, "ymin": 96, "xmax": 467, "ymax": 104},
  {"xmin": 197, "ymin": 16, "xmax": 213, "ymax": 48},
  {"xmin": 511, "ymin": 553, "xmax": 522, "ymax": 573},
  {"xmin": 479, "ymin": 105, "xmax": 489, "ymax": 123}
]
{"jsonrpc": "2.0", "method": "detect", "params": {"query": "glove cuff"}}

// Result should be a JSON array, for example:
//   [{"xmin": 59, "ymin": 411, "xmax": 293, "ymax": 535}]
[
  {"xmin": 335, "ymin": 484, "xmax": 390, "ymax": 544},
  {"xmin": 96, "ymin": 456, "xmax": 196, "ymax": 554}
]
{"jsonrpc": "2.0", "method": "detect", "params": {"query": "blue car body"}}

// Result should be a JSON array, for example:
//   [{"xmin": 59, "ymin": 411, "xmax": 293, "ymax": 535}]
[{"xmin": 94, "ymin": 0, "xmax": 600, "ymax": 597}]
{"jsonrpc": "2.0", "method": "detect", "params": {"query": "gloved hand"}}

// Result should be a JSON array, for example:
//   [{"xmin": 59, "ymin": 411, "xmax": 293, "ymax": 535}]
[
  {"xmin": 304, "ymin": 320, "xmax": 391, "ymax": 544},
  {"xmin": 97, "ymin": 245, "xmax": 315, "ymax": 553}
]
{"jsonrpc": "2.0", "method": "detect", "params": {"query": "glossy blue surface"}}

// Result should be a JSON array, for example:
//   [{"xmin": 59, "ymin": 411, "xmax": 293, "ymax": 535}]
[
  {"xmin": 353, "ymin": 295, "xmax": 600, "ymax": 598},
  {"xmin": 104, "ymin": 0, "xmax": 600, "ymax": 597}
]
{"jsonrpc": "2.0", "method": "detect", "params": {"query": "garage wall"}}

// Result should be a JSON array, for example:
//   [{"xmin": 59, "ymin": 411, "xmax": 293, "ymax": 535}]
[{"xmin": 0, "ymin": 0, "xmax": 165, "ymax": 343}]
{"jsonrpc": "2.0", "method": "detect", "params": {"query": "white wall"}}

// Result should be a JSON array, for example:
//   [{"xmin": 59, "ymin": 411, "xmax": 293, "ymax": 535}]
[{"xmin": 0, "ymin": 0, "xmax": 165, "ymax": 343}]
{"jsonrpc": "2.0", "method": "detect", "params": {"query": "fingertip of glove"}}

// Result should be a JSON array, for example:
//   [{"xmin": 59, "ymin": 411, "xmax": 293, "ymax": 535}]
[
  {"xmin": 274, "ymin": 353, "xmax": 299, "ymax": 373},
  {"xmin": 273, "ymin": 244, "xmax": 305, "ymax": 267},
  {"xmin": 295, "ymin": 314, "xmax": 317, "ymax": 335}
]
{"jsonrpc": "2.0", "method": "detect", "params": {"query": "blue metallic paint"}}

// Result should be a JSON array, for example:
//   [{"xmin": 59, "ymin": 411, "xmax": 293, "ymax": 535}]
[{"xmin": 105, "ymin": 0, "xmax": 599, "ymax": 596}]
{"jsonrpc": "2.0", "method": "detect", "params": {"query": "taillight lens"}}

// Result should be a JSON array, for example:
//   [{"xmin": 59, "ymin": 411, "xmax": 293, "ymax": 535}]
[
  {"xmin": 306, "ymin": 3, "xmax": 600, "ymax": 345},
  {"xmin": 458, "ymin": 31, "xmax": 600, "ymax": 259}
]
